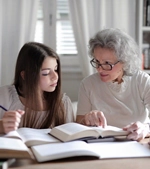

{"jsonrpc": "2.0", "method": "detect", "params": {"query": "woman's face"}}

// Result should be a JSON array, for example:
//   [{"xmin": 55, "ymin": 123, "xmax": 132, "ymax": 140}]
[
  {"xmin": 93, "ymin": 47, "xmax": 124, "ymax": 83},
  {"xmin": 39, "ymin": 56, "xmax": 58, "ymax": 92}
]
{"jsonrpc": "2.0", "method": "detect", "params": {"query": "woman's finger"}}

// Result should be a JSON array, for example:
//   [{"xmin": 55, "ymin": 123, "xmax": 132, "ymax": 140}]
[{"xmin": 97, "ymin": 111, "xmax": 107, "ymax": 128}]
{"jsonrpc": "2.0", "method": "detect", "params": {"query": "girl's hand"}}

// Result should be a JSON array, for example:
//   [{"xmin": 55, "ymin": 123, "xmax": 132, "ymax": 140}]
[
  {"xmin": 123, "ymin": 121, "xmax": 149, "ymax": 141},
  {"xmin": 2, "ymin": 109, "xmax": 25, "ymax": 133},
  {"xmin": 81, "ymin": 110, "xmax": 107, "ymax": 128}
]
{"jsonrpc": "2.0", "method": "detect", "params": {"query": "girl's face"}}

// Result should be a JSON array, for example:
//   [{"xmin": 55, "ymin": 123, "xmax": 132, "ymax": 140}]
[
  {"xmin": 93, "ymin": 47, "xmax": 124, "ymax": 83},
  {"xmin": 39, "ymin": 57, "xmax": 58, "ymax": 92}
]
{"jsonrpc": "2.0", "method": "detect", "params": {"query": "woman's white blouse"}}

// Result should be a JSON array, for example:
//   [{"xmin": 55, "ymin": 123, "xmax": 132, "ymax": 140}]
[{"xmin": 77, "ymin": 70, "xmax": 150, "ymax": 128}]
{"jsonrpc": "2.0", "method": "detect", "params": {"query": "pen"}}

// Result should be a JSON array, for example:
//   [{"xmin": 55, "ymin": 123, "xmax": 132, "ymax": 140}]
[{"xmin": 0, "ymin": 105, "xmax": 8, "ymax": 111}]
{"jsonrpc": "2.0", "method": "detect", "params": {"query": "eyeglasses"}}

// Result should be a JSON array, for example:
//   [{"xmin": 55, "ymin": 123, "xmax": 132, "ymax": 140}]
[{"xmin": 90, "ymin": 59, "xmax": 120, "ymax": 71}]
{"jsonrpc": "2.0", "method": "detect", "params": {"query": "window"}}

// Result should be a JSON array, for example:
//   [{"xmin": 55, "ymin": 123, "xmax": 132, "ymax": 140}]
[
  {"xmin": 34, "ymin": 0, "xmax": 77, "ymax": 57},
  {"xmin": 34, "ymin": 0, "xmax": 43, "ymax": 43},
  {"xmin": 56, "ymin": 0, "xmax": 77, "ymax": 56},
  {"xmin": 34, "ymin": 0, "xmax": 79, "ymax": 72}
]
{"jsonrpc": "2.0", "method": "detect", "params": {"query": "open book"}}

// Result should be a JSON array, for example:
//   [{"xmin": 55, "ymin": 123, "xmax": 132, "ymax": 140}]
[
  {"xmin": 0, "ymin": 128, "xmax": 60, "ymax": 159},
  {"xmin": 31, "ymin": 140, "xmax": 150, "ymax": 162},
  {"xmin": 2, "ymin": 128, "xmax": 60, "ymax": 147},
  {"xmin": 0, "ymin": 137, "xmax": 33, "ymax": 159},
  {"xmin": 49, "ymin": 122, "xmax": 130, "ymax": 142}
]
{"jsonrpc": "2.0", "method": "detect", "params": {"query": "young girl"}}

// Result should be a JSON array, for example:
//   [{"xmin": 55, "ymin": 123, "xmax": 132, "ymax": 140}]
[{"xmin": 0, "ymin": 42, "xmax": 75, "ymax": 133}]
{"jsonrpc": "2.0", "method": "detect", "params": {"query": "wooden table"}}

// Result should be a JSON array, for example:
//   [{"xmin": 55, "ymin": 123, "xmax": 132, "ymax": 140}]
[
  {"xmin": 9, "ymin": 138, "xmax": 150, "ymax": 169},
  {"xmin": 8, "ymin": 157, "xmax": 150, "ymax": 169}
]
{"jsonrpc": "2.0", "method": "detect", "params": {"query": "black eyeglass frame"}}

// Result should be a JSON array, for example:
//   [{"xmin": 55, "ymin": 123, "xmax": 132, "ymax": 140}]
[{"xmin": 90, "ymin": 59, "xmax": 120, "ymax": 71}]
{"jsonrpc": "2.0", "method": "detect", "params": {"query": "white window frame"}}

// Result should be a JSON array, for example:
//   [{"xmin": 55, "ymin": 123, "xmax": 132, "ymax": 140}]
[{"xmin": 34, "ymin": 0, "xmax": 80, "ymax": 73}]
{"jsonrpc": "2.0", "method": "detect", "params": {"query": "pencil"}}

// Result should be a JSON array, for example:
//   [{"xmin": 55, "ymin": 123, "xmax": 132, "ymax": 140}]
[{"xmin": 0, "ymin": 105, "xmax": 8, "ymax": 111}]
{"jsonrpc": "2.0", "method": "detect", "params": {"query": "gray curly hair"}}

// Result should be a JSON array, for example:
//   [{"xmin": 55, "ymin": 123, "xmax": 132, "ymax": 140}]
[{"xmin": 88, "ymin": 28, "xmax": 141, "ymax": 75}]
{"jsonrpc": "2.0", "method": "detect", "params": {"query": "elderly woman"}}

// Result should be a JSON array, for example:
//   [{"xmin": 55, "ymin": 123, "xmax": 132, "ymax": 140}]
[{"xmin": 76, "ymin": 28, "xmax": 150, "ymax": 141}]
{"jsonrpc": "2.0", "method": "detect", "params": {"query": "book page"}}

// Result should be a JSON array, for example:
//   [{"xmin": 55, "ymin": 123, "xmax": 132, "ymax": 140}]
[
  {"xmin": 3, "ymin": 128, "xmax": 60, "ymax": 147},
  {"xmin": 91, "ymin": 125, "xmax": 129, "ymax": 137},
  {"xmin": 88, "ymin": 141, "xmax": 150, "ymax": 158},
  {"xmin": 50, "ymin": 122, "xmax": 129, "ymax": 142},
  {"xmin": 32, "ymin": 140, "xmax": 150, "ymax": 162},
  {"xmin": 0, "ymin": 137, "xmax": 32, "ymax": 159},
  {"xmin": 17, "ymin": 128, "xmax": 60, "ymax": 147},
  {"xmin": 0, "ymin": 137, "xmax": 28, "ymax": 151},
  {"xmin": 31, "ymin": 141, "xmax": 100, "ymax": 162},
  {"xmin": 50, "ymin": 123, "xmax": 99, "ymax": 142},
  {"xmin": 2, "ymin": 130, "xmax": 22, "ymax": 140}
]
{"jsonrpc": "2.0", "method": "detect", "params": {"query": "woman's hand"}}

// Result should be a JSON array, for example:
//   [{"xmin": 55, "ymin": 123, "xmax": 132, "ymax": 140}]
[
  {"xmin": 123, "ymin": 121, "xmax": 149, "ymax": 141},
  {"xmin": 2, "ymin": 109, "xmax": 25, "ymax": 133},
  {"xmin": 78, "ymin": 110, "xmax": 107, "ymax": 128}
]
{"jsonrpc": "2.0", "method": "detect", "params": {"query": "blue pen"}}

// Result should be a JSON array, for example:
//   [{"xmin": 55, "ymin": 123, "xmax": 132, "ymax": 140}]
[{"xmin": 0, "ymin": 105, "xmax": 8, "ymax": 111}]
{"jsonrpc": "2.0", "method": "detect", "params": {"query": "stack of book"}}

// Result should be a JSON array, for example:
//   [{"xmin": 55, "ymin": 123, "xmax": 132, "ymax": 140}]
[{"xmin": 0, "ymin": 122, "xmax": 150, "ymax": 162}]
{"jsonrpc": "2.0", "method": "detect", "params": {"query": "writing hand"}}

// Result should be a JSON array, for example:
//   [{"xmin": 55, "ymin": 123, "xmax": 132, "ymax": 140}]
[
  {"xmin": 2, "ymin": 109, "xmax": 25, "ymax": 134},
  {"xmin": 123, "ymin": 121, "xmax": 149, "ymax": 141},
  {"xmin": 82, "ymin": 110, "xmax": 107, "ymax": 128}
]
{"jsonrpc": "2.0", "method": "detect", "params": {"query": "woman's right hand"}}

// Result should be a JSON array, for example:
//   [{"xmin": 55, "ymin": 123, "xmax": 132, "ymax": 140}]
[
  {"xmin": 2, "ymin": 109, "xmax": 25, "ymax": 133},
  {"xmin": 77, "ymin": 110, "xmax": 107, "ymax": 128}
]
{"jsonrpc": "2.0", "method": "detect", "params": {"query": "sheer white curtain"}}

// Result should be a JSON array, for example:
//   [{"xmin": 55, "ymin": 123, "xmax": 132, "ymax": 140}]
[
  {"xmin": 0, "ymin": 0, "xmax": 38, "ymax": 86},
  {"xmin": 68, "ymin": 0, "xmax": 136, "ymax": 77}
]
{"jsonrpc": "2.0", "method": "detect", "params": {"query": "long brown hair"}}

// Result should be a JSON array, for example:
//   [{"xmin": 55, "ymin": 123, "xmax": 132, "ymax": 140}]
[{"xmin": 13, "ymin": 42, "xmax": 65, "ymax": 128}]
